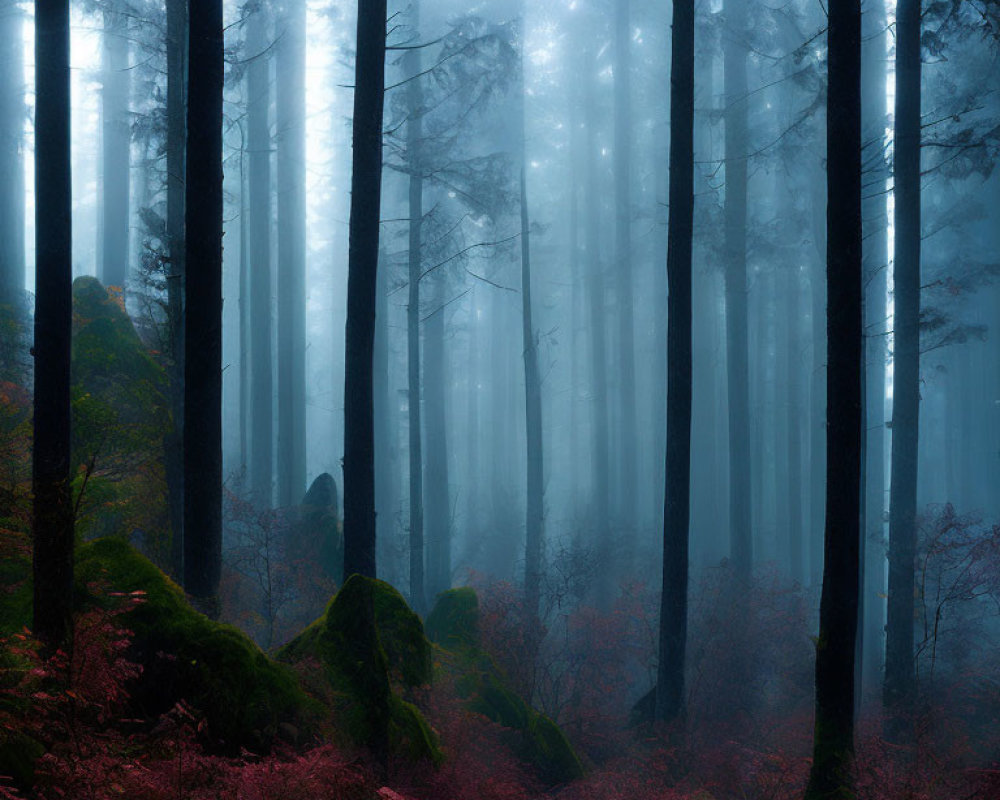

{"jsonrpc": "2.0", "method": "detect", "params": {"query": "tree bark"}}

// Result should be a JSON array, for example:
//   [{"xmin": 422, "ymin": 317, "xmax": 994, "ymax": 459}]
[
  {"xmin": 99, "ymin": 3, "xmax": 130, "ymax": 289},
  {"xmin": 343, "ymin": 0, "xmax": 387, "ymax": 580},
  {"xmin": 247, "ymin": 5, "xmax": 273, "ymax": 504},
  {"xmin": 884, "ymin": 0, "xmax": 921, "ymax": 742},
  {"xmin": 165, "ymin": 0, "xmax": 187, "ymax": 580},
  {"xmin": 723, "ymin": 0, "xmax": 752, "ymax": 581},
  {"xmin": 424, "ymin": 273, "xmax": 450, "ymax": 600},
  {"xmin": 276, "ymin": 0, "xmax": 308, "ymax": 508},
  {"xmin": 614, "ymin": 0, "xmax": 637, "ymax": 540},
  {"xmin": 0, "ymin": 1, "xmax": 24, "ymax": 308},
  {"xmin": 804, "ymin": 0, "xmax": 862, "ymax": 792},
  {"xmin": 33, "ymin": 0, "xmax": 74, "ymax": 652},
  {"xmin": 182, "ymin": 0, "xmax": 224, "ymax": 613},
  {"xmin": 655, "ymin": 0, "xmax": 694, "ymax": 724},
  {"xmin": 860, "ymin": 0, "xmax": 889, "ymax": 704},
  {"xmin": 405, "ymin": 16, "xmax": 426, "ymax": 610}
]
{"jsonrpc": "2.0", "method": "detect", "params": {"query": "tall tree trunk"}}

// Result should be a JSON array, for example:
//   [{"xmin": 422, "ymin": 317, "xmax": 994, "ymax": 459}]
[
  {"xmin": 165, "ymin": 0, "xmax": 187, "ymax": 580},
  {"xmin": 99, "ymin": 4, "xmax": 130, "ymax": 289},
  {"xmin": 374, "ymin": 245, "xmax": 395, "ymax": 582},
  {"xmin": 884, "ymin": 0, "xmax": 921, "ymax": 742},
  {"xmin": 655, "ymin": 0, "xmax": 694, "ymax": 724},
  {"xmin": 239, "ymin": 146, "xmax": 249, "ymax": 473},
  {"xmin": 809, "ymin": 174, "xmax": 827, "ymax": 585},
  {"xmin": 723, "ymin": 0, "xmax": 752, "ymax": 581},
  {"xmin": 518, "ymin": 15, "xmax": 544, "ymax": 620},
  {"xmin": 614, "ymin": 0, "xmax": 637, "ymax": 540},
  {"xmin": 276, "ymin": 0, "xmax": 307, "ymax": 508},
  {"xmin": 787, "ymin": 264, "xmax": 804, "ymax": 583},
  {"xmin": 405, "ymin": 17, "xmax": 426, "ymax": 611},
  {"xmin": 804, "ymin": 0, "xmax": 862, "ymax": 792},
  {"xmin": 584, "ymin": 55, "xmax": 611, "ymax": 604},
  {"xmin": 0, "ymin": 1, "xmax": 24, "ymax": 308},
  {"xmin": 521, "ymin": 155, "xmax": 544, "ymax": 622},
  {"xmin": 33, "ymin": 0, "xmax": 74, "ymax": 652},
  {"xmin": 424, "ymin": 274, "xmax": 450, "ymax": 601},
  {"xmin": 861, "ymin": 0, "xmax": 889, "ymax": 703},
  {"xmin": 343, "ymin": 0, "xmax": 387, "ymax": 580},
  {"xmin": 247, "ymin": 6, "xmax": 272, "ymax": 504},
  {"xmin": 183, "ymin": 0, "xmax": 224, "ymax": 613}
]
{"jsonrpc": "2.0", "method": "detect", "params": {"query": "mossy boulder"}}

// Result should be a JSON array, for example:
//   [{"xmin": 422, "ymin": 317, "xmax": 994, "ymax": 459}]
[
  {"xmin": 427, "ymin": 589, "xmax": 584, "ymax": 785},
  {"xmin": 278, "ymin": 575, "xmax": 440, "ymax": 764},
  {"xmin": 75, "ymin": 537, "xmax": 306, "ymax": 752},
  {"xmin": 425, "ymin": 586, "xmax": 479, "ymax": 652}
]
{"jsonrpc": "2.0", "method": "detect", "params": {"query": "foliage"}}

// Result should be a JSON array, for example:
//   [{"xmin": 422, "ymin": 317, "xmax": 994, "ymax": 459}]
[
  {"xmin": 75, "ymin": 537, "xmax": 307, "ymax": 753},
  {"xmin": 71, "ymin": 277, "xmax": 172, "ymax": 562}
]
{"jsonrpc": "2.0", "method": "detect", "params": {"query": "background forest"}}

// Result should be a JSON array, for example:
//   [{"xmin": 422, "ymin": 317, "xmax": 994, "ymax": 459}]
[{"xmin": 1, "ymin": 0, "xmax": 999, "ymax": 798}]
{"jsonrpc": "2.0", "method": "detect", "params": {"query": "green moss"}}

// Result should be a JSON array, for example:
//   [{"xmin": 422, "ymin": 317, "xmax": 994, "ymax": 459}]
[
  {"xmin": 430, "ymin": 587, "xmax": 584, "ymax": 786},
  {"xmin": 425, "ymin": 587, "xmax": 479, "ymax": 652},
  {"xmin": 526, "ymin": 712, "xmax": 585, "ymax": 784},
  {"xmin": 278, "ymin": 575, "xmax": 441, "ymax": 764},
  {"xmin": 76, "ymin": 538, "xmax": 306, "ymax": 752}
]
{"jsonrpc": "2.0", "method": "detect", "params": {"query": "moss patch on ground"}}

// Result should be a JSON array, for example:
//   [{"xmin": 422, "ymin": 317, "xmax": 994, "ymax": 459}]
[
  {"xmin": 427, "ymin": 588, "xmax": 585, "ymax": 785},
  {"xmin": 278, "ymin": 575, "xmax": 441, "ymax": 765},
  {"xmin": 76, "ymin": 537, "xmax": 307, "ymax": 752}
]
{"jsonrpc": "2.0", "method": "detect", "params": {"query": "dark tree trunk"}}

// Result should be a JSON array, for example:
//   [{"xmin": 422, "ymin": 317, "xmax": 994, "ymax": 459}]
[
  {"xmin": 276, "ymin": 0, "xmax": 307, "ymax": 509},
  {"xmin": 723, "ymin": 0, "xmax": 752, "ymax": 581},
  {"xmin": 182, "ymin": 0, "xmax": 224, "ymax": 613},
  {"xmin": 0, "ymin": 1, "xmax": 25, "ymax": 308},
  {"xmin": 884, "ymin": 0, "xmax": 921, "ymax": 742},
  {"xmin": 343, "ymin": 0, "xmax": 387, "ymax": 580},
  {"xmin": 860, "ymin": 0, "xmax": 889, "ymax": 703},
  {"xmin": 613, "ymin": 0, "xmax": 637, "ymax": 541},
  {"xmin": 165, "ymin": 0, "xmax": 187, "ymax": 580},
  {"xmin": 521, "ymin": 158, "xmax": 544, "ymax": 620},
  {"xmin": 655, "ymin": 0, "xmax": 694, "ymax": 724},
  {"xmin": 99, "ymin": 3, "xmax": 130, "ymax": 290},
  {"xmin": 804, "ymin": 0, "xmax": 862, "ymax": 792},
  {"xmin": 247, "ymin": 5, "xmax": 273, "ymax": 504},
  {"xmin": 405, "ymin": 21, "xmax": 426, "ymax": 611},
  {"xmin": 33, "ymin": 0, "xmax": 74, "ymax": 652}
]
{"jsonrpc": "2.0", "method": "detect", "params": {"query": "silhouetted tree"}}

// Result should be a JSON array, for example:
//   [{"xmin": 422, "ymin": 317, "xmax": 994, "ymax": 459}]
[
  {"xmin": 99, "ymin": 1, "xmax": 130, "ymax": 289},
  {"xmin": 183, "ymin": 0, "xmax": 224, "ymax": 613},
  {"xmin": 0, "ymin": 1, "xmax": 25, "ymax": 308},
  {"xmin": 343, "ymin": 0, "xmax": 387, "ymax": 579},
  {"xmin": 804, "ymin": 0, "xmax": 863, "ymax": 793},
  {"xmin": 33, "ymin": 0, "xmax": 74, "ymax": 652},
  {"xmin": 884, "ymin": 0, "xmax": 922, "ymax": 742},
  {"xmin": 655, "ymin": 0, "xmax": 694, "ymax": 724}
]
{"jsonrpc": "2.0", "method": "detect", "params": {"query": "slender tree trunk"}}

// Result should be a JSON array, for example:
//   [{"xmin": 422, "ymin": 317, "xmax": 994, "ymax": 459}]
[
  {"xmin": 239, "ymin": 147, "xmax": 250, "ymax": 473},
  {"xmin": 0, "ymin": 1, "xmax": 24, "ymax": 308},
  {"xmin": 521, "ymin": 155, "xmax": 544, "ymax": 620},
  {"xmin": 405, "ymin": 19, "xmax": 426, "ymax": 611},
  {"xmin": 165, "ymin": 0, "xmax": 187, "ymax": 580},
  {"xmin": 787, "ymin": 264, "xmax": 804, "ymax": 583},
  {"xmin": 584, "ymin": 56, "xmax": 611, "ymax": 603},
  {"xmin": 276, "ymin": 0, "xmax": 308, "ymax": 508},
  {"xmin": 247, "ymin": 6, "xmax": 273, "ymax": 504},
  {"xmin": 33, "ymin": 0, "xmax": 74, "ymax": 652},
  {"xmin": 374, "ymin": 246, "xmax": 395, "ymax": 582},
  {"xmin": 884, "ymin": 0, "xmax": 921, "ymax": 742},
  {"xmin": 99, "ymin": 4, "xmax": 130, "ymax": 289},
  {"xmin": 614, "ymin": 0, "xmax": 637, "ymax": 540},
  {"xmin": 861, "ymin": 0, "xmax": 889, "ymax": 703},
  {"xmin": 424, "ymin": 274, "xmax": 450, "ymax": 600},
  {"xmin": 804, "ymin": 0, "xmax": 862, "ymax": 792},
  {"xmin": 809, "ymin": 174, "xmax": 827, "ymax": 585},
  {"xmin": 183, "ymin": 0, "xmax": 224, "ymax": 613},
  {"xmin": 723, "ymin": 0, "xmax": 752, "ymax": 581},
  {"xmin": 655, "ymin": 0, "xmax": 694, "ymax": 724},
  {"xmin": 343, "ymin": 0, "xmax": 387, "ymax": 580}
]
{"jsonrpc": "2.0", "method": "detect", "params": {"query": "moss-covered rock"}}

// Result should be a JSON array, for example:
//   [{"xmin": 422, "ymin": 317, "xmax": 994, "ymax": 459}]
[
  {"xmin": 75, "ymin": 537, "xmax": 306, "ymax": 752},
  {"xmin": 0, "ymin": 730, "xmax": 43, "ymax": 791},
  {"xmin": 278, "ymin": 575, "xmax": 440, "ymax": 765},
  {"xmin": 427, "ymin": 588, "xmax": 584, "ymax": 785},
  {"xmin": 425, "ymin": 586, "xmax": 479, "ymax": 652}
]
